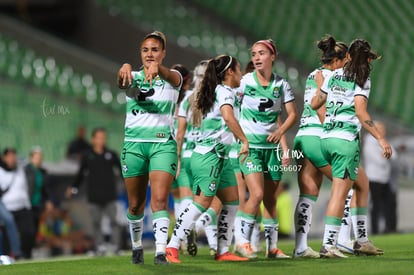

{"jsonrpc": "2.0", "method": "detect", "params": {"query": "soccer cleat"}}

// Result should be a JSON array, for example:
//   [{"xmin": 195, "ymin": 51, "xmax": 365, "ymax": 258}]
[
  {"xmin": 187, "ymin": 229, "xmax": 198, "ymax": 256},
  {"xmin": 266, "ymin": 248, "xmax": 291, "ymax": 259},
  {"xmin": 165, "ymin": 247, "xmax": 181, "ymax": 263},
  {"xmin": 353, "ymin": 240, "xmax": 384, "ymax": 256},
  {"xmin": 293, "ymin": 247, "xmax": 320, "ymax": 258},
  {"xmin": 132, "ymin": 248, "xmax": 144, "ymax": 264},
  {"xmin": 235, "ymin": 243, "xmax": 258, "ymax": 259},
  {"xmin": 154, "ymin": 253, "xmax": 169, "ymax": 265},
  {"xmin": 215, "ymin": 252, "xmax": 249, "ymax": 261},
  {"xmin": 251, "ymin": 244, "xmax": 263, "ymax": 253},
  {"xmin": 209, "ymin": 248, "xmax": 217, "ymax": 256},
  {"xmin": 337, "ymin": 240, "xmax": 355, "ymax": 254},
  {"xmin": 319, "ymin": 246, "xmax": 348, "ymax": 258}
]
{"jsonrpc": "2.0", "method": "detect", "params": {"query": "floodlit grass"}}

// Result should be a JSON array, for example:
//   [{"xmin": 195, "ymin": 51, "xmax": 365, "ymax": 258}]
[{"xmin": 1, "ymin": 233, "xmax": 413, "ymax": 275}]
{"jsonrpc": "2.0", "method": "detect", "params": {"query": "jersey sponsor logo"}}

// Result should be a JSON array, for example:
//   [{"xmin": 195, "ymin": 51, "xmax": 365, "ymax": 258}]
[
  {"xmin": 156, "ymin": 133, "xmax": 166, "ymax": 138},
  {"xmin": 258, "ymin": 98, "xmax": 273, "ymax": 112},
  {"xmin": 244, "ymin": 87, "xmax": 256, "ymax": 96}
]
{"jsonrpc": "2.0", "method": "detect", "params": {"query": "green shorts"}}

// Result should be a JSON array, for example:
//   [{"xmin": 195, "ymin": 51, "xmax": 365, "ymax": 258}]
[
  {"xmin": 229, "ymin": 143, "xmax": 241, "ymax": 174},
  {"xmin": 239, "ymin": 147, "xmax": 282, "ymax": 181},
  {"xmin": 321, "ymin": 138, "xmax": 360, "ymax": 181},
  {"xmin": 190, "ymin": 145, "xmax": 237, "ymax": 197},
  {"xmin": 293, "ymin": 135, "xmax": 329, "ymax": 168},
  {"xmin": 172, "ymin": 156, "xmax": 192, "ymax": 189},
  {"xmin": 121, "ymin": 139, "xmax": 178, "ymax": 178}
]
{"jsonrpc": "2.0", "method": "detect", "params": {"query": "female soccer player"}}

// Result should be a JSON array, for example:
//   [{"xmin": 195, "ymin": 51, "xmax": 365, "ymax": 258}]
[
  {"xmin": 165, "ymin": 55, "xmax": 249, "ymax": 263},
  {"xmin": 235, "ymin": 39, "xmax": 297, "ymax": 259},
  {"xmin": 117, "ymin": 31, "xmax": 182, "ymax": 265},
  {"xmin": 175, "ymin": 60, "xmax": 220, "ymax": 256},
  {"xmin": 311, "ymin": 38, "xmax": 392, "ymax": 258},
  {"xmin": 170, "ymin": 63, "xmax": 195, "ymax": 255},
  {"xmin": 293, "ymin": 35, "xmax": 348, "ymax": 258}
]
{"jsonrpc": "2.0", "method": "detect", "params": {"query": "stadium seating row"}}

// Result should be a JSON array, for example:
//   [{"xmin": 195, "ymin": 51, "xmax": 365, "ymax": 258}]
[
  {"xmin": 96, "ymin": 0, "xmax": 304, "ymax": 90},
  {"xmin": 0, "ymin": 33, "xmax": 125, "ymax": 113},
  {"xmin": 192, "ymin": 0, "xmax": 413, "ymax": 126},
  {"xmin": 0, "ymin": 32, "xmax": 125, "ymax": 161}
]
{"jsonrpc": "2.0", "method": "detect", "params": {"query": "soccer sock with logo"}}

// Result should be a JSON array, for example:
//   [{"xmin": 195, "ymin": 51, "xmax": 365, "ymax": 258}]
[
  {"xmin": 127, "ymin": 212, "xmax": 144, "ymax": 250},
  {"xmin": 195, "ymin": 207, "xmax": 216, "ymax": 234},
  {"xmin": 204, "ymin": 210, "xmax": 218, "ymax": 251},
  {"xmin": 351, "ymin": 207, "xmax": 368, "ymax": 243},
  {"xmin": 294, "ymin": 195, "xmax": 317, "ymax": 252},
  {"xmin": 338, "ymin": 189, "xmax": 354, "ymax": 244},
  {"xmin": 168, "ymin": 202, "xmax": 205, "ymax": 250},
  {"xmin": 174, "ymin": 197, "xmax": 192, "ymax": 224},
  {"xmin": 233, "ymin": 211, "xmax": 242, "ymax": 245},
  {"xmin": 322, "ymin": 216, "xmax": 342, "ymax": 248},
  {"xmin": 206, "ymin": 224, "xmax": 218, "ymax": 251},
  {"xmin": 152, "ymin": 210, "xmax": 170, "ymax": 256},
  {"xmin": 264, "ymin": 218, "xmax": 279, "ymax": 252},
  {"xmin": 251, "ymin": 215, "xmax": 262, "ymax": 250},
  {"xmin": 238, "ymin": 211, "xmax": 256, "ymax": 245},
  {"xmin": 217, "ymin": 202, "xmax": 238, "ymax": 255}
]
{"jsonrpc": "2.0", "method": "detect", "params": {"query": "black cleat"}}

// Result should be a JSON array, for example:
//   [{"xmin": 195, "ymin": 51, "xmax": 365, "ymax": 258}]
[
  {"xmin": 154, "ymin": 253, "xmax": 169, "ymax": 265},
  {"xmin": 187, "ymin": 229, "xmax": 198, "ymax": 256},
  {"xmin": 132, "ymin": 248, "xmax": 144, "ymax": 264}
]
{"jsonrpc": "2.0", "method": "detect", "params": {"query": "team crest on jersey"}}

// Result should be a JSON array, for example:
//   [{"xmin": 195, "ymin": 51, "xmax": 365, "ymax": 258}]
[
  {"xmin": 153, "ymin": 76, "xmax": 163, "ymax": 86},
  {"xmin": 209, "ymin": 180, "xmax": 217, "ymax": 192},
  {"xmin": 273, "ymin": 87, "xmax": 281, "ymax": 98}
]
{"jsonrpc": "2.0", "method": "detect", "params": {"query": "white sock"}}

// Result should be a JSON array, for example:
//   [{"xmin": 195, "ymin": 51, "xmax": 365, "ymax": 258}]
[
  {"xmin": 217, "ymin": 204, "xmax": 237, "ymax": 255},
  {"xmin": 152, "ymin": 210, "xmax": 170, "ymax": 255},
  {"xmin": 239, "ymin": 212, "xmax": 255, "ymax": 245},
  {"xmin": 205, "ymin": 224, "xmax": 218, "ymax": 251},
  {"xmin": 233, "ymin": 213, "xmax": 242, "ymax": 246},
  {"xmin": 351, "ymin": 208, "xmax": 368, "ymax": 243},
  {"xmin": 251, "ymin": 220, "xmax": 261, "ymax": 249},
  {"xmin": 322, "ymin": 217, "xmax": 342, "ymax": 248},
  {"xmin": 168, "ymin": 202, "xmax": 205, "ymax": 249},
  {"xmin": 180, "ymin": 198, "xmax": 192, "ymax": 214},
  {"xmin": 127, "ymin": 214, "xmax": 144, "ymax": 249},
  {"xmin": 195, "ymin": 208, "xmax": 215, "ymax": 234},
  {"xmin": 338, "ymin": 189, "xmax": 353, "ymax": 244},
  {"xmin": 174, "ymin": 201, "xmax": 181, "ymax": 223},
  {"xmin": 294, "ymin": 196, "xmax": 316, "ymax": 252},
  {"xmin": 264, "ymin": 218, "xmax": 278, "ymax": 252}
]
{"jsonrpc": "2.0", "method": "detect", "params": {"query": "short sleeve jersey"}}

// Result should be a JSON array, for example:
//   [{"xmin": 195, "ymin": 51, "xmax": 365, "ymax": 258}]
[
  {"xmin": 321, "ymin": 68, "xmax": 370, "ymax": 141},
  {"xmin": 296, "ymin": 68, "xmax": 331, "ymax": 137},
  {"xmin": 194, "ymin": 84, "xmax": 235, "ymax": 154},
  {"xmin": 239, "ymin": 71, "xmax": 295, "ymax": 148},
  {"xmin": 124, "ymin": 70, "xmax": 180, "ymax": 142},
  {"xmin": 177, "ymin": 90, "xmax": 202, "ymax": 144}
]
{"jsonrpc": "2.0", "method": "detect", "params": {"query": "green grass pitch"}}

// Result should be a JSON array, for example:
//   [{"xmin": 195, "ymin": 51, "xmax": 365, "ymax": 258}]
[{"xmin": 1, "ymin": 233, "xmax": 413, "ymax": 275}]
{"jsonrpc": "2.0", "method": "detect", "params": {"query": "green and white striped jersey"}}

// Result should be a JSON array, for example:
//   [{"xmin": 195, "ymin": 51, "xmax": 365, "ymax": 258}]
[
  {"xmin": 193, "ymin": 84, "xmax": 235, "ymax": 155},
  {"xmin": 239, "ymin": 71, "xmax": 295, "ymax": 148},
  {"xmin": 321, "ymin": 68, "xmax": 370, "ymax": 141},
  {"xmin": 124, "ymin": 70, "xmax": 180, "ymax": 142},
  {"xmin": 177, "ymin": 90, "xmax": 201, "ymax": 157},
  {"xmin": 296, "ymin": 68, "xmax": 331, "ymax": 137}
]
